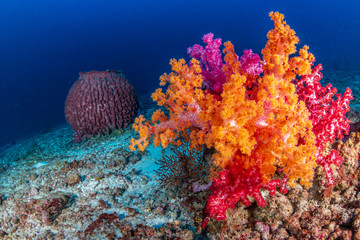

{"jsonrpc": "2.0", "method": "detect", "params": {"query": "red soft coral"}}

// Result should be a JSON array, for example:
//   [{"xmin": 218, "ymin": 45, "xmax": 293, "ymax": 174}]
[
  {"xmin": 202, "ymin": 154, "xmax": 287, "ymax": 227},
  {"xmin": 295, "ymin": 64, "xmax": 353, "ymax": 186}
]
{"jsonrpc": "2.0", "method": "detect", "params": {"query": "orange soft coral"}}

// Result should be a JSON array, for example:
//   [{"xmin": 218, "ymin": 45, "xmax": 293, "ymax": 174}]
[
  {"xmin": 211, "ymin": 37, "xmax": 317, "ymax": 187},
  {"xmin": 129, "ymin": 58, "xmax": 215, "ymax": 152},
  {"xmin": 262, "ymin": 12, "xmax": 315, "ymax": 81},
  {"xmin": 130, "ymin": 11, "xmax": 318, "ymax": 189},
  {"xmin": 251, "ymin": 12, "xmax": 317, "ymax": 186}
]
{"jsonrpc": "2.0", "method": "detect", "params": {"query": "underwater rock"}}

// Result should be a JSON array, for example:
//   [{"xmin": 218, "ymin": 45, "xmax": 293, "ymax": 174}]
[
  {"xmin": 66, "ymin": 172, "xmax": 81, "ymax": 186},
  {"xmin": 19, "ymin": 192, "xmax": 71, "ymax": 226}
]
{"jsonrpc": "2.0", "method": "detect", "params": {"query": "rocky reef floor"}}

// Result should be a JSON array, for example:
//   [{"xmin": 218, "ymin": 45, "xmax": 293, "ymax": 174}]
[{"xmin": 1, "ymin": 71, "xmax": 360, "ymax": 239}]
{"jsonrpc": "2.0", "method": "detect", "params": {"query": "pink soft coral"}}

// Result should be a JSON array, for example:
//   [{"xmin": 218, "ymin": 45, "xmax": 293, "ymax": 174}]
[
  {"xmin": 240, "ymin": 49, "xmax": 264, "ymax": 76},
  {"xmin": 187, "ymin": 33, "xmax": 263, "ymax": 96},
  {"xmin": 187, "ymin": 33, "xmax": 225, "ymax": 94}
]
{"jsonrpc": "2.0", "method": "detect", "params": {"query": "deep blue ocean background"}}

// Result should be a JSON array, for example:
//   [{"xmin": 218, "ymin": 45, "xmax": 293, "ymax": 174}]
[{"xmin": 0, "ymin": 0, "xmax": 359, "ymax": 148}]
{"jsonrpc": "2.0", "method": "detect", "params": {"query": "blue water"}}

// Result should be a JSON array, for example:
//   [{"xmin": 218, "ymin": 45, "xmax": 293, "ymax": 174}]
[{"xmin": 0, "ymin": 0, "xmax": 359, "ymax": 148}]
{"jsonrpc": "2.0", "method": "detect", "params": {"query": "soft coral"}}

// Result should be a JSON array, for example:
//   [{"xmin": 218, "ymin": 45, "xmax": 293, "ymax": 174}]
[
  {"xmin": 203, "ymin": 154, "xmax": 288, "ymax": 226},
  {"xmin": 295, "ymin": 64, "xmax": 353, "ymax": 186}
]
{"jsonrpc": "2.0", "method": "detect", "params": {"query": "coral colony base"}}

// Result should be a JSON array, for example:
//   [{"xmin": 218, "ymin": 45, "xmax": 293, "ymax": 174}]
[{"xmin": 1, "ymin": 12, "xmax": 360, "ymax": 239}]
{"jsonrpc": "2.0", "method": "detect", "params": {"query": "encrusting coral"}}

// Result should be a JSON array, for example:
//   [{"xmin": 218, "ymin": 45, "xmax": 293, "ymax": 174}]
[{"xmin": 129, "ymin": 12, "xmax": 353, "ymax": 227}]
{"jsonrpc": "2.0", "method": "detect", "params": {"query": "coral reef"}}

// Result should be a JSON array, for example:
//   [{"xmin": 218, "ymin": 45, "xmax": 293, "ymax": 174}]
[
  {"xmin": 1, "ymin": 9, "xmax": 359, "ymax": 240},
  {"xmin": 0, "ymin": 91, "xmax": 359, "ymax": 239},
  {"xmin": 65, "ymin": 70, "xmax": 139, "ymax": 142}
]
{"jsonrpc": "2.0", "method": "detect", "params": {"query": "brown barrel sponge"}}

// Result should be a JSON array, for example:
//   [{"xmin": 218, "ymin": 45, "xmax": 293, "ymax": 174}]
[{"xmin": 65, "ymin": 70, "xmax": 138, "ymax": 142}]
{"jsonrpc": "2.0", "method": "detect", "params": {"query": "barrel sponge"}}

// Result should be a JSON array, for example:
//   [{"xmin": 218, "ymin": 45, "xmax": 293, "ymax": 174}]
[{"xmin": 65, "ymin": 70, "xmax": 139, "ymax": 142}]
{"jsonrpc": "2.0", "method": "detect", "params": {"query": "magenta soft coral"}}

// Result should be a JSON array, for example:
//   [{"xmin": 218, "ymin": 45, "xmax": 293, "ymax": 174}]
[
  {"xmin": 240, "ymin": 49, "xmax": 264, "ymax": 76},
  {"xmin": 187, "ymin": 33, "xmax": 263, "ymax": 96},
  {"xmin": 295, "ymin": 64, "xmax": 353, "ymax": 186},
  {"xmin": 187, "ymin": 33, "xmax": 225, "ymax": 94}
]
